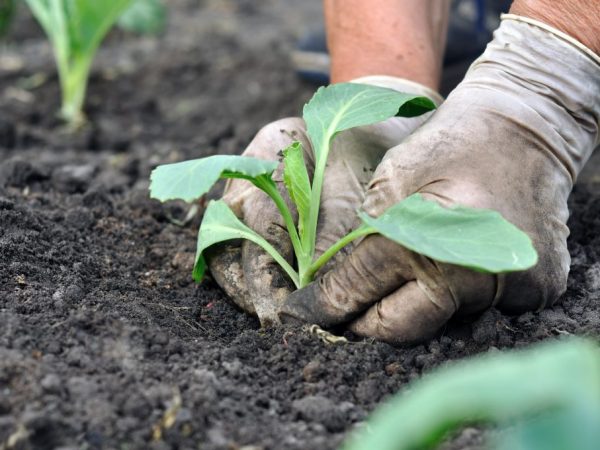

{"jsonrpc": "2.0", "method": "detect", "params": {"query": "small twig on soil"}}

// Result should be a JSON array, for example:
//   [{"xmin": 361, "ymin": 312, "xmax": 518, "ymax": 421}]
[
  {"xmin": 305, "ymin": 324, "xmax": 348, "ymax": 345},
  {"xmin": 1, "ymin": 423, "xmax": 28, "ymax": 450},
  {"xmin": 152, "ymin": 388, "xmax": 182, "ymax": 441},
  {"xmin": 166, "ymin": 204, "xmax": 201, "ymax": 227},
  {"xmin": 282, "ymin": 331, "xmax": 293, "ymax": 347},
  {"xmin": 147, "ymin": 302, "xmax": 207, "ymax": 333}
]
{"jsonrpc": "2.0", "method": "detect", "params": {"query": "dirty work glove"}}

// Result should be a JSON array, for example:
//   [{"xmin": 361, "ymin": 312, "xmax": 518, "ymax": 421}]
[
  {"xmin": 206, "ymin": 77, "xmax": 443, "ymax": 326},
  {"xmin": 280, "ymin": 16, "xmax": 600, "ymax": 344}
]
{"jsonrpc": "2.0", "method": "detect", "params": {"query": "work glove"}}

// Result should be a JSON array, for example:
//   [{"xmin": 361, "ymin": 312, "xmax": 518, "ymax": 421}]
[
  {"xmin": 280, "ymin": 16, "xmax": 600, "ymax": 344},
  {"xmin": 206, "ymin": 78, "xmax": 443, "ymax": 326}
]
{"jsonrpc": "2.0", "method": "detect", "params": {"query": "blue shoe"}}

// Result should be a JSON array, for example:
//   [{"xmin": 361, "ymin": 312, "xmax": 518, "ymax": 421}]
[{"xmin": 292, "ymin": 28, "xmax": 329, "ymax": 86}]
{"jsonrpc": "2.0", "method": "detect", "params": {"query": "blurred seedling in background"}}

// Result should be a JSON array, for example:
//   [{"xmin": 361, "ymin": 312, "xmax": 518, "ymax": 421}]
[
  {"xmin": 118, "ymin": 0, "xmax": 166, "ymax": 35},
  {"xmin": 23, "ymin": 0, "xmax": 165, "ymax": 127},
  {"xmin": 0, "ymin": 0, "xmax": 14, "ymax": 37}
]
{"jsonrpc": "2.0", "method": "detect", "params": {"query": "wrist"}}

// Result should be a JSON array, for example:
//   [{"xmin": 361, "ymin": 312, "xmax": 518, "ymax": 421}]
[
  {"xmin": 325, "ymin": 0, "xmax": 450, "ymax": 90},
  {"xmin": 510, "ymin": 0, "xmax": 600, "ymax": 55}
]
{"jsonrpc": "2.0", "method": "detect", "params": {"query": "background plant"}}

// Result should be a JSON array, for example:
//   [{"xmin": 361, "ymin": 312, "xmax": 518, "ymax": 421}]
[
  {"xmin": 0, "ymin": 0, "xmax": 14, "ymax": 37},
  {"xmin": 150, "ymin": 83, "xmax": 538, "ymax": 289},
  {"xmin": 118, "ymin": 0, "xmax": 165, "ymax": 35},
  {"xmin": 24, "ymin": 0, "xmax": 134, "ymax": 126},
  {"xmin": 343, "ymin": 338, "xmax": 600, "ymax": 450}
]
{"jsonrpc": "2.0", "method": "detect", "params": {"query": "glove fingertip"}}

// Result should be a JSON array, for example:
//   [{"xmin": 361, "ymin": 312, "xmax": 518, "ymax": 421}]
[{"xmin": 279, "ymin": 282, "xmax": 338, "ymax": 327}]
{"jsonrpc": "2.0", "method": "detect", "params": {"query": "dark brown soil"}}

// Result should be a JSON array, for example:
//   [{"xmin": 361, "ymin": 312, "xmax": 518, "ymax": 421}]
[{"xmin": 1, "ymin": 1, "xmax": 600, "ymax": 449}]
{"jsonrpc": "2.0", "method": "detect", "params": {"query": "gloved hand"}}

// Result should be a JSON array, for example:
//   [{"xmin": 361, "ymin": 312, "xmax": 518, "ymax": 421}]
[
  {"xmin": 206, "ymin": 77, "xmax": 443, "ymax": 326},
  {"xmin": 280, "ymin": 16, "xmax": 600, "ymax": 344}
]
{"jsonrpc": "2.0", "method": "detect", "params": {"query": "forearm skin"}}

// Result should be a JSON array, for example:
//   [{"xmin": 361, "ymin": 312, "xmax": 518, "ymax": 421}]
[
  {"xmin": 510, "ymin": 0, "xmax": 600, "ymax": 55},
  {"xmin": 324, "ymin": 0, "xmax": 450, "ymax": 89}
]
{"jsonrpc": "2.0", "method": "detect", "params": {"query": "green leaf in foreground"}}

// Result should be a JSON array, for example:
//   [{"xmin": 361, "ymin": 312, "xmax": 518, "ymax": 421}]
[
  {"xmin": 303, "ymin": 83, "xmax": 436, "ymax": 161},
  {"xmin": 193, "ymin": 200, "xmax": 299, "ymax": 287},
  {"xmin": 118, "ymin": 0, "xmax": 166, "ymax": 34},
  {"xmin": 282, "ymin": 142, "xmax": 311, "ymax": 235},
  {"xmin": 358, "ymin": 194, "xmax": 538, "ymax": 273},
  {"xmin": 343, "ymin": 338, "xmax": 600, "ymax": 450},
  {"xmin": 149, "ymin": 155, "xmax": 279, "ymax": 203}
]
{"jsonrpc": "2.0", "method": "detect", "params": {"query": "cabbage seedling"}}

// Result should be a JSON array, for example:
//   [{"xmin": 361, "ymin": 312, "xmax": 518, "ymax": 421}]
[
  {"xmin": 118, "ymin": 0, "xmax": 166, "ymax": 35},
  {"xmin": 0, "ymin": 0, "xmax": 15, "ymax": 37},
  {"xmin": 24, "ymin": 0, "xmax": 133, "ymax": 126},
  {"xmin": 343, "ymin": 338, "xmax": 600, "ymax": 450},
  {"xmin": 150, "ymin": 83, "xmax": 538, "ymax": 289}
]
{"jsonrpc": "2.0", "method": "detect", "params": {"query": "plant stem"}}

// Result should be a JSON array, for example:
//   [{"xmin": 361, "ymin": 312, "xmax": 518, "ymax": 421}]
[
  {"xmin": 59, "ymin": 54, "xmax": 93, "ymax": 127},
  {"xmin": 249, "ymin": 236, "xmax": 300, "ymax": 288},
  {"xmin": 303, "ymin": 154, "xmax": 327, "ymax": 258},
  {"xmin": 303, "ymin": 224, "xmax": 376, "ymax": 284},
  {"xmin": 257, "ymin": 179, "xmax": 311, "ymax": 286},
  {"xmin": 298, "ymin": 154, "xmax": 327, "ymax": 287}
]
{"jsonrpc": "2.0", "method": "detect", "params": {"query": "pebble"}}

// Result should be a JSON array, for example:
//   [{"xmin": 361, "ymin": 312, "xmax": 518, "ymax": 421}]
[
  {"xmin": 471, "ymin": 309, "xmax": 499, "ymax": 344},
  {"xmin": 585, "ymin": 263, "xmax": 600, "ymax": 291},
  {"xmin": 40, "ymin": 374, "xmax": 61, "ymax": 393},
  {"xmin": 291, "ymin": 395, "xmax": 346, "ymax": 432},
  {"xmin": 302, "ymin": 360, "xmax": 322, "ymax": 382},
  {"xmin": 384, "ymin": 362, "xmax": 403, "ymax": 376},
  {"xmin": 354, "ymin": 379, "xmax": 380, "ymax": 403},
  {"xmin": 52, "ymin": 164, "xmax": 96, "ymax": 193},
  {"xmin": 64, "ymin": 207, "xmax": 95, "ymax": 230}
]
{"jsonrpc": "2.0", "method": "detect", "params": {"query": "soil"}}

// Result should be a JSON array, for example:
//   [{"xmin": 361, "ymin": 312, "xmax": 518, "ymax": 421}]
[{"xmin": 1, "ymin": 1, "xmax": 600, "ymax": 449}]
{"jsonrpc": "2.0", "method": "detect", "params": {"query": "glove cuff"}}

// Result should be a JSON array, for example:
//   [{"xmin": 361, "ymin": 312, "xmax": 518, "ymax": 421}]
[
  {"xmin": 501, "ymin": 14, "xmax": 600, "ymax": 67},
  {"xmin": 466, "ymin": 17, "xmax": 600, "ymax": 179},
  {"xmin": 351, "ymin": 75, "xmax": 444, "ymax": 107}
]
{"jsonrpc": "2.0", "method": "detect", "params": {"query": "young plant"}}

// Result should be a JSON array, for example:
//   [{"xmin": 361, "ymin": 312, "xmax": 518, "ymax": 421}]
[
  {"xmin": 24, "ymin": 0, "xmax": 134, "ymax": 126},
  {"xmin": 342, "ymin": 338, "xmax": 600, "ymax": 450},
  {"xmin": 150, "ymin": 83, "xmax": 538, "ymax": 290},
  {"xmin": 0, "ymin": 0, "xmax": 14, "ymax": 37},
  {"xmin": 118, "ymin": 0, "xmax": 166, "ymax": 35}
]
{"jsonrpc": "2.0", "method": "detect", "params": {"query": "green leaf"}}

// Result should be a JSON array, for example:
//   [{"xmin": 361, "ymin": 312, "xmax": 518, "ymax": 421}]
[
  {"xmin": 0, "ymin": 0, "xmax": 15, "ymax": 37},
  {"xmin": 193, "ymin": 200, "xmax": 299, "ymax": 287},
  {"xmin": 343, "ymin": 339, "xmax": 600, "ymax": 450},
  {"xmin": 118, "ymin": 0, "xmax": 165, "ymax": 35},
  {"xmin": 282, "ymin": 141, "xmax": 311, "ymax": 236},
  {"xmin": 150, "ymin": 155, "xmax": 279, "ymax": 203},
  {"xmin": 61, "ymin": 0, "xmax": 133, "ymax": 56},
  {"xmin": 301, "ymin": 83, "xmax": 437, "ymax": 264},
  {"xmin": 303, "ymin": 82, "xmax": 436, "ymax": 161},
  {"xmin": 492, "ymin": 409, "xmax": 600, "ymax": 450},
  {"xmin": 358, "ymin": 194, "xmax": 538, "ymax": 273}
]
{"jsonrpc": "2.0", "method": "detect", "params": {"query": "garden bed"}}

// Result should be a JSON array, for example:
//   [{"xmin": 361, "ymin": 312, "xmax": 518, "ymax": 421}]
[{"xmin": 1, "ymin": 1, "xmax": 600, "ymax": 449}]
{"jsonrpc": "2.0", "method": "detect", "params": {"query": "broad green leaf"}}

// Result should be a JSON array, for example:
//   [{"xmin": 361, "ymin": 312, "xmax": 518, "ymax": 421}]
[
  {"xmin": 71, "ymin": 0, "xmax": 133, "ymax": 54},
  {"xmin": 0, "ymin": 0, "xmax": 15, "ymax": 37},
  {"xmin": 150, "ymin": 155, "xmax": 279, "ymax": 203},
  {"xmin": 303, "ymin": 83, "xmax": 436, "ymax": 161},
  {"xmin": 343, "ymin": 339, "xmax": 600, "ymax": 450},
  {"xmin": 282, "ymin": 141, "xmax": 311, "ymax": 235},
  {"xmin": 25, "ymin": 0, "xmax": 133, "ymax": 55},
  {"xmin": 300, "ymin": 83, "xmax": 437, "ymax": 261},
  {"xmin": 118, "ymin": 0, "xmax": 165, "ymax": 35},
  {"xmin": 193, "ymin": 200, "xmax": 298, "ymax": 286},
  {"xmin": 358, "ymin": 194, "xmax": 538, "ymax": 273},
  {"xmin": 493, "ymin": 408, "xmax": 600, "ymax": 450}
]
